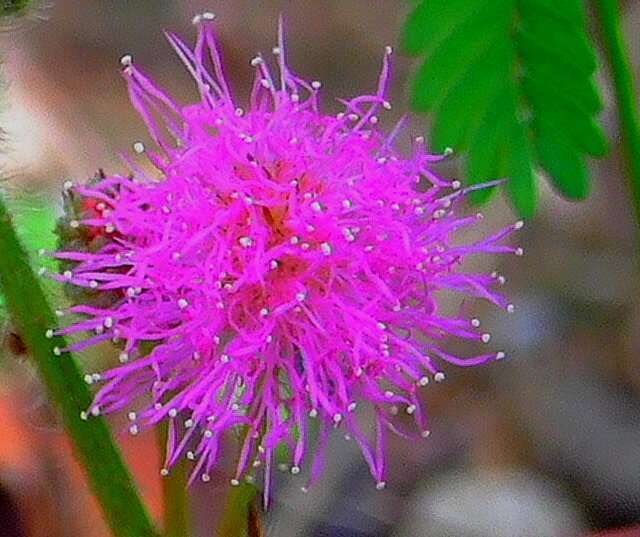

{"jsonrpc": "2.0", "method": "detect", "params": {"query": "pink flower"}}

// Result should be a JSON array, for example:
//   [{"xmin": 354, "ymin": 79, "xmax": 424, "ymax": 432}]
[{"xmin": 49, "ymin": 15, "xmax": 521, "ymax": 503}]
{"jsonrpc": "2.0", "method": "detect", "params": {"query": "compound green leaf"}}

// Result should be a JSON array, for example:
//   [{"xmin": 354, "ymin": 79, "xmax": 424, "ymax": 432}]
[
  {"xmin": 432, "ymin": 41, "xmax": 513, "ymax": 152},
  {"xmin": 506, "ymin": 120, "xmax": 538, "ymax": 218},
  {"xmin": 403, "ymin": 0, "xmax": 493, "ymax": 56},
  {"xmin": 519, "ymin": 0, "xmax": 587, "ymax": 29},
  {"xmin": 522, "ymin": 63, "xmax": 603, "ymax": 115},
  {"xmin": 535, "ymin": 122, "xmax": 591, "ymax": 199},
  {"xmin": 518, "ymin": 15, "xmax": 596, "ymax": 75},
  {"xmin": 410, "ymin": 0, "xmax": 513, "ymax": 112},
  {"xmin": 404, "ymin": 0, "xmax": 608, "ymax": 216},
  {"xmin": 466, "ymin": 87, "xmax": 513, "ymax": 204},
  {"xmin": 528, "ymin": 96, "xmax": 610, "ymax": 157}
]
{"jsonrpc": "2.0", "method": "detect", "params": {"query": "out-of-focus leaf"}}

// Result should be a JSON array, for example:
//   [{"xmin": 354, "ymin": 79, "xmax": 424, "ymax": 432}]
[
  {"xmin": 403, "ymin": 0, "xmax": 608, "ymax": 215},
  {"xmin": 0, "ymin": 0, "xmax": 29, "ymax": 16}
]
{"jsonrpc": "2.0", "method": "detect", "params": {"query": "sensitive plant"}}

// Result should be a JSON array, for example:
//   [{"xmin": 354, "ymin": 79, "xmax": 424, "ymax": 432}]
[
  {"xmin": 44, "ymin": 14, "xmax": 522, "ymax": 505},
  {"xmin": 0, "ymin": 4, "xmax": 638, "ymax": 537}
]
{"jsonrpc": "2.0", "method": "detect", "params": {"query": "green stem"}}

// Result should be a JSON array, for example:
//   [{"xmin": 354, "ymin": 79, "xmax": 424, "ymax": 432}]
[
  {"xmin": 595, "ymin": 0, "xmax": 640, "ymax": 226},
  {"xmin": 160, "ymin": 425, "xmax": 191, "ymax": 537},
  {"xmin": 0, "ymin": 198, "xmax": 161, "ymax": 537},
  {"xmin": 218, "ymin": 483, "xmax": 262, "ymax": 537}
]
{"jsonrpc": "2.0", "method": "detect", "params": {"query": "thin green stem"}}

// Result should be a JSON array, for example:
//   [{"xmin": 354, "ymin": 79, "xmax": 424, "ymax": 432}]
[
  {"xmin": 218, "ymin": 483, "xmax": 262, "ymax": 537},
  {"xmin": 0, "ymin": 198, "xmax": 161, "ymax": 537},
  {"xmin": 596, "ymin": 0, "xmax": 640, "ymax": 227},
  {"xmin": 160, "ymin": 424, "xmax": 191, "ymax": 537}
]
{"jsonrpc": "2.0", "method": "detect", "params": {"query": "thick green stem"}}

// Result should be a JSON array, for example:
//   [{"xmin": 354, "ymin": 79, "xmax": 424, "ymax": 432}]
[
  {"xmin": 0, "ymin": 198, "xmax": 161, "ymax": 537},
  {"xmin": 596, "ymin": 0, "xmax": 640, "ymax": 227},
  {"xmin": 160, "ymin": 425, "xmax": 191, "ymax": 537},
  {"xmin": 218, "ymin": 483, "xmax": 263, "ymax": 537}
]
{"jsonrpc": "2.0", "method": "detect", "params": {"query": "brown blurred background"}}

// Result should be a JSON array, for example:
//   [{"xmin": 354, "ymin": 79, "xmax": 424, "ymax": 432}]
[{"xmin": 1, "ymin": 1, "xmax": 639, "ymax": 536}]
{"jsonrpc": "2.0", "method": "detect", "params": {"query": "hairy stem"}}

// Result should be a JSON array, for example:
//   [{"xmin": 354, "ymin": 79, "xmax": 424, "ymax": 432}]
[
  {"xmin": 0, "ymin": 197, "xmax": 160, "ymax": 537},
  {"xmin": 596, "ymin": 0, "xmax": 640, "ymax": 227}
]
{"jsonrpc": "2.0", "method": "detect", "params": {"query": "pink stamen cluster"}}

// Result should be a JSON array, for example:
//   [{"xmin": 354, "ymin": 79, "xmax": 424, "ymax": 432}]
[{"xmin": 47, "ymin": 15, "xmax": 521, "ymax": 502}]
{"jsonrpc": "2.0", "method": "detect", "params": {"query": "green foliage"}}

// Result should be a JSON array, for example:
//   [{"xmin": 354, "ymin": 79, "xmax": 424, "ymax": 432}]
[
  {"xmin": 0, "ymin": 0, "xmax": 31, "ymax": 16},
  {"xmin": 403, "ymin": 0, "xmax": 608, "ymax": 217}
]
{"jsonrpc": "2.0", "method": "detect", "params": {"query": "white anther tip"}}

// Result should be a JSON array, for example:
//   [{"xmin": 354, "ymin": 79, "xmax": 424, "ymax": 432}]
[{"xmin": 193, "ymin": 12, "xmax": 215, "ymax": 24}]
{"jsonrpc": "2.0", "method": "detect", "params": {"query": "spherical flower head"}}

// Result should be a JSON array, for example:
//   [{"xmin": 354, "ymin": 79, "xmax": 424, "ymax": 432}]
[{"xmin": 49, "ymin": 16, "xmax": 521, "ymax": 503}]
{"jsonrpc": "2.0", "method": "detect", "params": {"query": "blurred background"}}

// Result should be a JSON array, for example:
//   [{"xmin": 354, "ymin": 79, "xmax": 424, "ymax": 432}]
[{"xmin": 0, "ymin": 1, "xmax": 639, "ymax": 536}]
